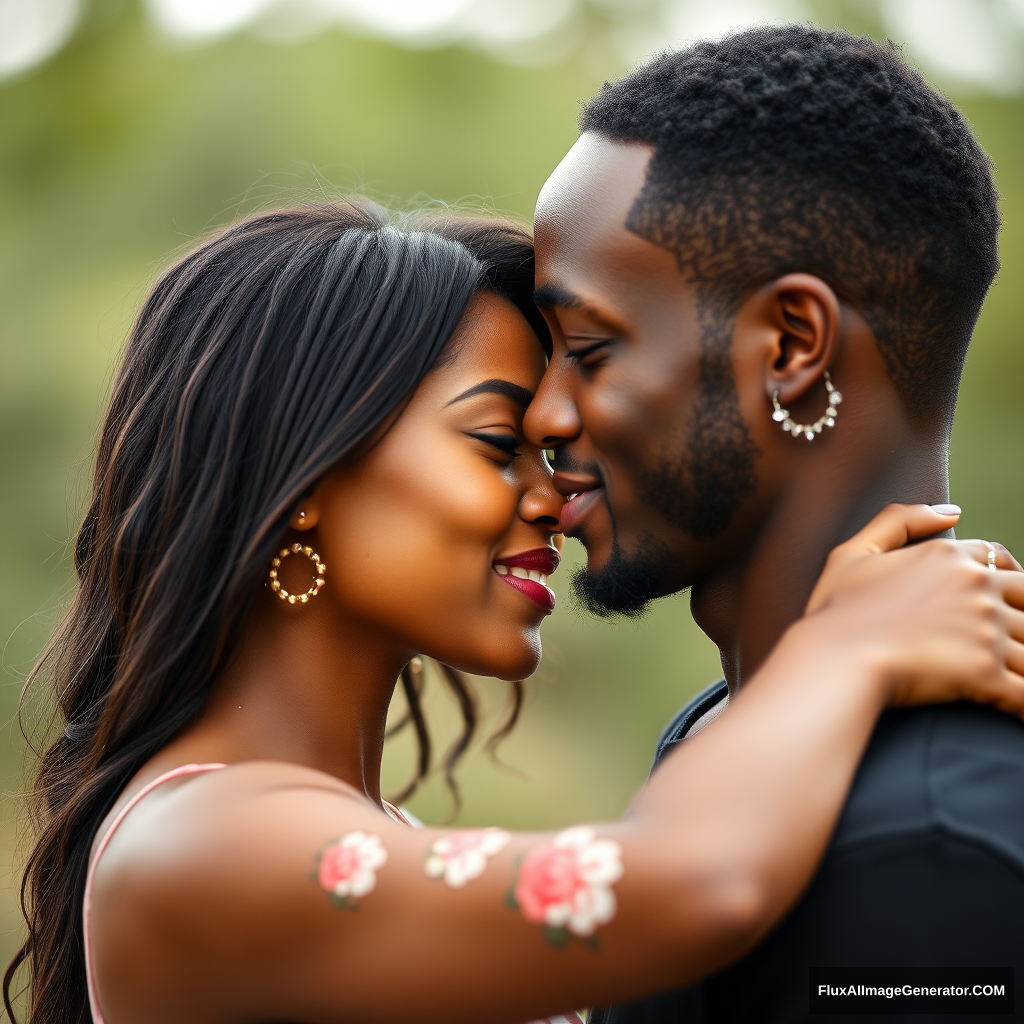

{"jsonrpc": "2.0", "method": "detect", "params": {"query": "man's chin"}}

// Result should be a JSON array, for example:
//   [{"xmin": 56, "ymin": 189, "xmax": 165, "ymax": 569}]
[{"xmin": 570, "ymin": 533, "xmax": 675, "ymax": 618}]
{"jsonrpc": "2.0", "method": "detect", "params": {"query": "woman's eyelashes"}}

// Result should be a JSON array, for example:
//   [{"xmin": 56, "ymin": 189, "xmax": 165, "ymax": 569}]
[{"xmin": 467, "ymin": 432, "xmax": 523, "ymax": 459}]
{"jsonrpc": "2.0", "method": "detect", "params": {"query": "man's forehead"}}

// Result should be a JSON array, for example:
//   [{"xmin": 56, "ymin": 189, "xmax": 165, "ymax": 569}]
[
  {"xmin": 534, "ymin": 133, "xmax": 653, "ymax": 246},
  {"xmin": 533, "ymin": 134, "xmax": 685, "ymax": 311}
]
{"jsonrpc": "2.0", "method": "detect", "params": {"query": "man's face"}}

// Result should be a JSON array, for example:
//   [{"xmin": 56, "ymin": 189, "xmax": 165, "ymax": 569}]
[{"xmin": 524, "ymin": 133, "xmax": 762, "ymax": 615}]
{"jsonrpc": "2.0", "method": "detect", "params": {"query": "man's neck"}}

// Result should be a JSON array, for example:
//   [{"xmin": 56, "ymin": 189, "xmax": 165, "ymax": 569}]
[{"xmin": 690, "ymin": 433, "xmax": 950, "ymax": 695}]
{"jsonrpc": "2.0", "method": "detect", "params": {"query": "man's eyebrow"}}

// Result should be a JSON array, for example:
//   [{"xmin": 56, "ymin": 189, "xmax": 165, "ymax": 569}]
[
  {"xmin": 446, "ymin": 379, "xmax": 535, "ymax": 409},
  {"xmin": 533, "ymin": 283, "xmax": 584, "ymax": 310}
]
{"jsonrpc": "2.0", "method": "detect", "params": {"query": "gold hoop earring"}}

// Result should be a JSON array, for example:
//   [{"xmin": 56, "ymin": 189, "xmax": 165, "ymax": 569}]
[
  {"xmin": 772, "ymin": 371, "xmax": 843, "ymax": 441},
  {"xmin": 268, "ymin": 543, "xmax": 327, "ymax": 604}
]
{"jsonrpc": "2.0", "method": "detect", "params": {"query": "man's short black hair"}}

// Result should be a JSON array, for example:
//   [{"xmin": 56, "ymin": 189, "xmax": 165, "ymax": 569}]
[{"xmin": 580, "ymin": 25, "xmax": 1000, "ymax": 418}]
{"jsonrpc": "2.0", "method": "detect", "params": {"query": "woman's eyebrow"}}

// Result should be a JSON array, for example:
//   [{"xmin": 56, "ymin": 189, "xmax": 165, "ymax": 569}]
[{"xmin": 446, "ymin": 379, "xmax": 534, "ymax": 409}]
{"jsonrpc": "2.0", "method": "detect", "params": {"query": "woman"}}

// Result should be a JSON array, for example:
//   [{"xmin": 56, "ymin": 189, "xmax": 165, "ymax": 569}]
[{"xmin": 7, "ymin": 202, "xmax": 1023, "ymax": 1024}]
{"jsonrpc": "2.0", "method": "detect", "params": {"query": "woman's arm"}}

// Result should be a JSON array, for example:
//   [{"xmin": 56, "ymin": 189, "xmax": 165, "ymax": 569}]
[{"xmin": 91, "ymin": 506, "xmax": 1024, "ymax": 1024}]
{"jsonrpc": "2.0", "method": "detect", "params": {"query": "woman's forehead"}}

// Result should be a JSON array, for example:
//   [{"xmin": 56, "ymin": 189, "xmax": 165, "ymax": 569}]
[{"xmin": 430, "ymin": 293, "xmax": 546, "ymax": 401}]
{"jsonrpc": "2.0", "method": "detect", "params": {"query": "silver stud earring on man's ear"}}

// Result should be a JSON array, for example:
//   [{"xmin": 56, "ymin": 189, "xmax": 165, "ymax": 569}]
[{"xmin": 772, "ymin": 371, "xmax": 842, "ymax": 441}]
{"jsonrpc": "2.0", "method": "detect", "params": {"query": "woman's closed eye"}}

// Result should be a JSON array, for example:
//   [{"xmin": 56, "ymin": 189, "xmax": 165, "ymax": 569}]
[{"xmin": 467, "ymin": 432, "xmax": 523, "ymax": 459}]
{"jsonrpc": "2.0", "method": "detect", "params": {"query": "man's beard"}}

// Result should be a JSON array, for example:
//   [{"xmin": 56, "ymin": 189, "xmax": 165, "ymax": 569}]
[
  {"xmin": 571, "ymin": 315, "xmax": 758, "ymax": 618},
  {"xmin": 635, "ymin": 358, "xmax": 759, "ymax": 540},
  {"xmin": 571, "ymin": 523, "xmax": 673, "ymax": 619}
]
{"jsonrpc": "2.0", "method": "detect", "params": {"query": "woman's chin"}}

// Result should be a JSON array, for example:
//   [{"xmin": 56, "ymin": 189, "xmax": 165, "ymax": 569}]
[
  {"xmin": 438, "ymin": 632, "xmax": 542, "ymax": 681},
  {"xmin": 491, "ymin": 643, "xmax": 542, "ymax": 682}
]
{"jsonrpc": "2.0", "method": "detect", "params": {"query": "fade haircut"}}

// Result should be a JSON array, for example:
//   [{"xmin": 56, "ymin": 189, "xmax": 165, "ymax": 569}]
[{"xmin": 580, "ymin": 25, "xmax": 1000, "ymax": 419}]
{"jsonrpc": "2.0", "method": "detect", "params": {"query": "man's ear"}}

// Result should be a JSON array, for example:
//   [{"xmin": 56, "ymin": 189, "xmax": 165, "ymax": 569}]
[{"xmin": 760, "ymin": 273, "xmax": 840, "ymax": 405}]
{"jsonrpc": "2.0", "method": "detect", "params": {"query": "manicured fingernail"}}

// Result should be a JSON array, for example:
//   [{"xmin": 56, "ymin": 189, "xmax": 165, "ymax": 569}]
[{"xmin": 929, "ymin": 503, "xmax": 962, "ymax": 515}]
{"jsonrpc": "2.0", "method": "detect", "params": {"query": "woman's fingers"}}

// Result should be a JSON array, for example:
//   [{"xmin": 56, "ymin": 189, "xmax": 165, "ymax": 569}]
[
  {"xmin": 958, "ymin": 539, "xmax": 1024, "ymax": 573},
  {"xmin": 998, "ymin": 571, "xmax": 1024, "ymax": 613},
  {"xmin": 985, "ymin": 667, "xmax": 1024, "ymax": 721},
  {"xmin": 801, "ymin": 505, "xmax": 1024, "ymax": 717},
  {"xmin": 807, "ymin": 504, "xmax": 1022, "ymax": 620},
  {"xmin": 1005, "ymin": 606, "xmax": 1024, "ymax": 645},
  {"xmin": 806, "ymin": 504, "xmax": 961, "ymax": 614},
  {"xmin": 992, "ymin": 541, "xmax": 1022, "ymax": 572},
  {"xmin": 1005, "ymin": 640, "xmax": 1024, "ymax": 681},
  {"xmin": 834, "ymin": 503, "xmax": 961, "ymax": 561}
]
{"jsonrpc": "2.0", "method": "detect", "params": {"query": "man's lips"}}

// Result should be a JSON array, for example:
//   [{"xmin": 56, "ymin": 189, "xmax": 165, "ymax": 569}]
[
  {"xmin": 550, "ymin": 470, "xmax": 604, "ymax": 537},
  {"xmin": 493, "ymin": 547, "xmax": 560, "ymax": 613},
  {"xmin": 559, "ymin": 487, "xmax": 604, "ymax": 537}
]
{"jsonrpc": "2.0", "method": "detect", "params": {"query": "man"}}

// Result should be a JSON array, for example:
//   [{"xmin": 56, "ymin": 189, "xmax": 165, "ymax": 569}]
[{"xmin": 524, "ymin": 25, "xmax": 1024, "ymax": 1023}]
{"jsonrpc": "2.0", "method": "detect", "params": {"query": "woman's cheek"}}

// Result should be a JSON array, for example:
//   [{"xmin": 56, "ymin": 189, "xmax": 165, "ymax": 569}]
[
  {"xmin": 324, "ymin": 455, "xmax": 518, "ymax": 621},
  {"xmin": 438, "ymin": 462, "xmax": 520, "ymax": 540},
  {"xmin": 397, "ymin": 452, "xmax": 517, "ymax": 547}
]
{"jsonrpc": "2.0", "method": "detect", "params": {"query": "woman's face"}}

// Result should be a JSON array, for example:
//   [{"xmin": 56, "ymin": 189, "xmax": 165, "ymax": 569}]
[{"xmin": 309, "ymin": 292, "xmax": 563, "ymax": 680}]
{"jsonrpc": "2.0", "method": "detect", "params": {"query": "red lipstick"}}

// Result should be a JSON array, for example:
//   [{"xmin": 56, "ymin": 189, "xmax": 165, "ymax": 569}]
[{"xmin": 493, "ymin": 547, "xmax": 560, "ymax": 613}]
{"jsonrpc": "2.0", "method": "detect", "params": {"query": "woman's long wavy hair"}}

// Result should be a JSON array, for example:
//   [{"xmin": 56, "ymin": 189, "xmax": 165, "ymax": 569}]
[{"xmin": 5, "ymin": 201, "xmax": 549, "ymax": 1024}]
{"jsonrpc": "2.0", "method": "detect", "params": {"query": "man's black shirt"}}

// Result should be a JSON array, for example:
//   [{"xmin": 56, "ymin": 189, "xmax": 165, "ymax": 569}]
[{"xmin": 593, "ymin": 683, "xmax": 1024, "ymax": 1023}]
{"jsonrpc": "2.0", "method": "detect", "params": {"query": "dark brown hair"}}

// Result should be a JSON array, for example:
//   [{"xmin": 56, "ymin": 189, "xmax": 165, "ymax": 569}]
[{"xmin": 5, "ymin": 201, "xmax": 547, "ymax": 1023}]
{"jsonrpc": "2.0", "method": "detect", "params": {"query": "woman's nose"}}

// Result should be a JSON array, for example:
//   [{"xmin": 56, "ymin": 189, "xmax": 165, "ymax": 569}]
[{"xmin": 519, "ymin": 452, "xmax": 563, "ymax": 531}]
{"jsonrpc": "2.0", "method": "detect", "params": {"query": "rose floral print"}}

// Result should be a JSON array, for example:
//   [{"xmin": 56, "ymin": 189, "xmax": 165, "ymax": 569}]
[
  {"xmin": 512, "ymin": 826, "xmax": 623, "ymax": 945},
  {"xmin": 425, "ymin": 828, "xmax": 511, "ymax": 888},
  {"xmin": 316, "ymin": 832, "xmax": 388, "ymax": 909}
]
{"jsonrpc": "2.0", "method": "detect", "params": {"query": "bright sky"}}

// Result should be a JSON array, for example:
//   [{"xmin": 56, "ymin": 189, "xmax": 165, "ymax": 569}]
[{"xmin": 3, "ymin": 0, "xmax": 1024, "ymax": 92}]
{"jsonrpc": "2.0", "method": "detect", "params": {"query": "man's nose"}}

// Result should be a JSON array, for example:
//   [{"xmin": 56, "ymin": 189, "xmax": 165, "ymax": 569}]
[{"xmin": 524, "ymin": 357, "xmax": 581, "ymax": 449}]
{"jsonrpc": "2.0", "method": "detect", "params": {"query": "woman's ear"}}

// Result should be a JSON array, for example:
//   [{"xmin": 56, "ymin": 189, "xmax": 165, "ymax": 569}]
[
  {"xmin": 762, "ymin": 273, "xmax": 840, "ymax": 405},
  {"xmin": 289, "ymin": 504, "xmax": 320, "ymax": 531}
]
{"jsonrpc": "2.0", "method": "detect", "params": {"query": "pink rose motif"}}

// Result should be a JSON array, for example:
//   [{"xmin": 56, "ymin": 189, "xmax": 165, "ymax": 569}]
[
  {"xmin": 317, "ymin": 832, "xmax": 388, "ymax": 901},
  {"xmin": 425, "ymin": 828, "xmax": 510, "ymax": 889},
  {"xmin": 515, "ymin": 826, "xmax": 623, "ymax": 937}
]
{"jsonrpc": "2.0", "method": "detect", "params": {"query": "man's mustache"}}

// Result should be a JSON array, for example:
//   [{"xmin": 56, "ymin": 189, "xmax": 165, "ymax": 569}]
[{"xmin": 548, "ymin": 446, "xmax": 603, "ymax": 483}]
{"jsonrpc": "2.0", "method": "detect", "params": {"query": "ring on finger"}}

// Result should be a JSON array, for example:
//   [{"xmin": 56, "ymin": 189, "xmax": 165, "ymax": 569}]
[{"xmin": 984, "ymin": 541, "xmax": 998, "ymax": 572}]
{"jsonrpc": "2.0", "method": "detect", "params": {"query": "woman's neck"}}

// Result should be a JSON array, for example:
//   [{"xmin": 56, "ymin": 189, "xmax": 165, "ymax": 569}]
[{"xmin": 164, "ymin": 595, "xmax": 406, "ymax": 807}]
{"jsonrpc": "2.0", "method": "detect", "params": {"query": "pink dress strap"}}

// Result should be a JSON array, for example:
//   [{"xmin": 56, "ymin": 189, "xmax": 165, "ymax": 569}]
[{"xmin": 83, "ymin": 763, "xmax": 227, "ymax": 1024}]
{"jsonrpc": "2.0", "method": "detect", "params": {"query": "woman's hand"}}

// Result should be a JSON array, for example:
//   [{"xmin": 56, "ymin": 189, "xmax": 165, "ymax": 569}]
[{"xmin": 804, "ymin": 504, "xmax": 1024, "ymax": 717}]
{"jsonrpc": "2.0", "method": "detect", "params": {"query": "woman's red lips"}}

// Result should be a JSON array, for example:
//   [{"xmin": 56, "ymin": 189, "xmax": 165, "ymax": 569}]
[
  {"xmin": 559, "ymin": 487, "xmax": 603, "ymax": 537},
  {"xmin": 494, "ymin": 548, "xmax": 560, "ymax": 573},
  {"xmin": 493, "ymin": 547, "xmax": 559, "ymax": 613}
]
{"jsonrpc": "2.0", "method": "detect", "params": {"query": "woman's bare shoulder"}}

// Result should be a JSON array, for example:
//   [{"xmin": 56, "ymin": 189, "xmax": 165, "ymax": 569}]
[
  {"xmin": 88, "ymin": 759, "xmax": 391, "ymax": 950},
  {"xmin": 88, "ymin": 761, "xmax": 398, "ymax": 1016},
  {"xmin": 92, "ymin": 759, "xmax": 377, "ymax": 883}
]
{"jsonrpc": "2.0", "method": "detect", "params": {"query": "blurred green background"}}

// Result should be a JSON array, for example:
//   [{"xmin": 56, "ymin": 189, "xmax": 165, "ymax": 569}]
[{"xmin": 1, "ymin": 0, "xmax": 1022, "ymax": 969}]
